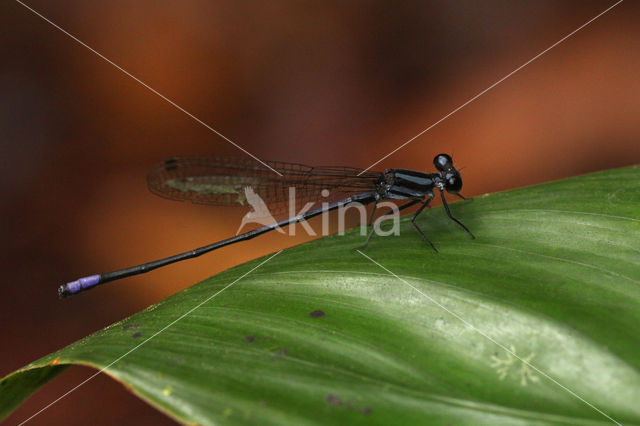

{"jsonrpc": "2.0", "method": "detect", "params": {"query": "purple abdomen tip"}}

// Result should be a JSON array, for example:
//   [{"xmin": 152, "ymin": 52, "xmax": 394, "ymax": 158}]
[{"xmin": 61, "ymin": 274, "xmax": 101, "ymax": 296}]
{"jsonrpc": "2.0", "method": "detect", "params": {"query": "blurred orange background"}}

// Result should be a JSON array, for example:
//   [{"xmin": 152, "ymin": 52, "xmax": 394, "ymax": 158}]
[{"xmin": 2, "ymin": 1, "xmax": 638, "ymax": 424}]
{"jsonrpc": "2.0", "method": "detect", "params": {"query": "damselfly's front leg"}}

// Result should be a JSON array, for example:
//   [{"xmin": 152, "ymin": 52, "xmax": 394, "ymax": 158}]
[{"xmin": 440, "ymin": 190, "xmax": 475, "ymax": 239}]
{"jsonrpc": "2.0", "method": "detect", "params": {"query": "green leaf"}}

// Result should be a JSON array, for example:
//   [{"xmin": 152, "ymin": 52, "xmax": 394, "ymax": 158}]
[{"xmin": 2, "ymin": 166, "xmax": 639, "ymax": 425}]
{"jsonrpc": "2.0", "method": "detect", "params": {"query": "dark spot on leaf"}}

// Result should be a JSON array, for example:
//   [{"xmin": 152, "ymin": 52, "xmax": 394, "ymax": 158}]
[
  {"xmin": 309, "ymin": 309, "xmax": 325, "ymax": 318},
  {"xmin": 245, "ymin": 335, "xmax": 255, "ymax": 343},
  {"xmin": 362, "ymin": 406, "xmax": 372, "ymax": 415},
  {"xmin": 326, "ymin": 394, "xmax": 342, "ymax": 406},
  {"xmin": 132, "ymin": 332, "xmax": 142, "ymax": 339},
  {"xmin": 275, "ymin": 347, "xmax": 288, "ymax": 357},
  {"xmin": 122, "ymin": 323, "xmax": 140, "ymax": 330},
  {"xmin": 169, "ymin": 356, "xmax": 185, "ymax": 366},
  {"xmin": 259, "ymin": 400, "xmax": 266, "ymax": 407}
]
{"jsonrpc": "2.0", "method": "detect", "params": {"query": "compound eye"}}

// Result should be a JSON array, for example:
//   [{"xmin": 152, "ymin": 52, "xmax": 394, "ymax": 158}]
[
  {"xmin": 434, "ymin": 153, "xmax": 453, "ymax": 171},
  {"xmin": 444, "ymin": 171, "xmax": 462, "ymax": 193}
]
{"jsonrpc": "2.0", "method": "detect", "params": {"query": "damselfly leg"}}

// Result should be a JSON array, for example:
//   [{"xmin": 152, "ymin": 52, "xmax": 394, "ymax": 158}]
[
  {"xmin": 440, "ymin": 190, "xmax": 475, "ymax": 239},
  {"xmin": 357, "ymin": 199, "xmax": 421, "ymax": 250},
  {"xmin": 411, "ymin": 195, "xmax": 438, "ymax": 252}
]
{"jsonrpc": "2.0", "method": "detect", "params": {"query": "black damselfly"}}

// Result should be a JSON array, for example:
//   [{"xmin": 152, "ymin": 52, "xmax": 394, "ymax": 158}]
[{"xmin": 58, "ymin": 154, "xmax": 473, "ymax": 298}]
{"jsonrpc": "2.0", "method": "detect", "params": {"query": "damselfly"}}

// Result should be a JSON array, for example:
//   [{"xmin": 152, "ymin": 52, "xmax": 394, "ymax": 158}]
[{"xmin": 58, "ymin": 153, "xmax": 473, "ymax": 298}]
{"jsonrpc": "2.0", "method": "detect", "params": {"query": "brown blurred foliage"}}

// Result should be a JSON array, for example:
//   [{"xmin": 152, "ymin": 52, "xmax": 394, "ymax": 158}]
[{"xmin": 1, "ymin": 1, "xmax": 638, "ymax": 424}]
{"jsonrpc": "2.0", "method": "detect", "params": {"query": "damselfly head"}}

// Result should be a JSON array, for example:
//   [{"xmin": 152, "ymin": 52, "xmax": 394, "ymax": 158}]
[
  {"xmin": 433, "ymin": 153, "xmax": 453, "ymax": 171},
  {"xmin": 434, "ymin": 153, "xmax": 462, "ymax": 193},
  {"xmin": 443, "ymin": 170, "xmax": 462, "ymax": 193}
]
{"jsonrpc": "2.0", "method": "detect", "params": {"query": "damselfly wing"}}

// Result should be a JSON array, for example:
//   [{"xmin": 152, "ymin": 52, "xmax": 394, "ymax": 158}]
[{"xmin": 147, "ymin": 157, "xmax": 383, "ymax": 217}]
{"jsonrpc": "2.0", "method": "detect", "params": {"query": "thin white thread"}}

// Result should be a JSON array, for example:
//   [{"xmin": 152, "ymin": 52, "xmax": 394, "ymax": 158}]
[
  {"xmin": 14, "ymin": 0, "xmax": 282, "ymax": 176},
  {"xmin": 358, "ymin": 0, "xmax": 624, "ymax": 175}
]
